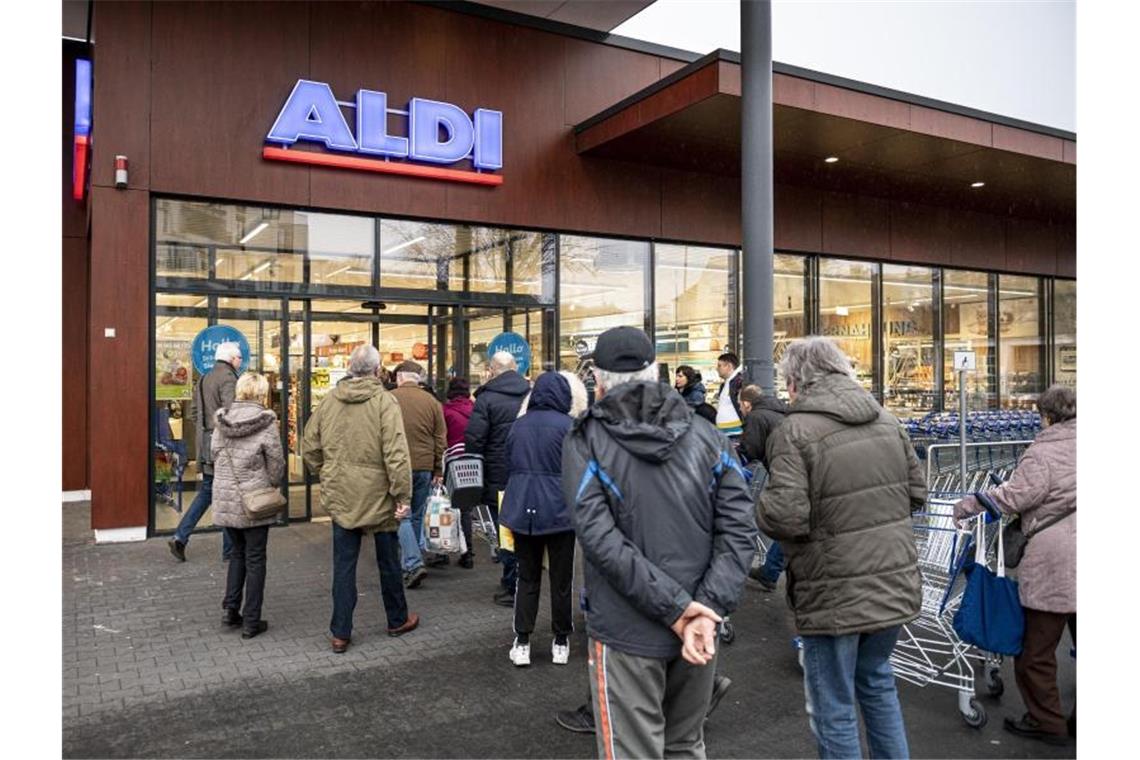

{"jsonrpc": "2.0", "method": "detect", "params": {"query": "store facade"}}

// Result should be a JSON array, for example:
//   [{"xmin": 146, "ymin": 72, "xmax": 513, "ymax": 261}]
[{"xmin": 63, "ymin": 1, "xmax": 1075, "ymax": 540}]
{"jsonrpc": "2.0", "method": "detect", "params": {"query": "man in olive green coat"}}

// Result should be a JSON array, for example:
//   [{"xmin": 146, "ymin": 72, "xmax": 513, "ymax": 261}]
[
  {"xmin": 303, "ymin": 344, "xmax": 420, "ymax": 653},
  {"xmin": 758, "ymin": 336, "xmax": 924, "ymax": 760}
]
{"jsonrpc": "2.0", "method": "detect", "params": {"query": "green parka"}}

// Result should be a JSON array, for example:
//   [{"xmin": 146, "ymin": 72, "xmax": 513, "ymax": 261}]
[
  {"xmin": 302, "ymin": 376, "xmax": 413, "ymax": 533},
  {"xmin": 757, "ymin": 372, "xmax": 924, "ymax": 636}
]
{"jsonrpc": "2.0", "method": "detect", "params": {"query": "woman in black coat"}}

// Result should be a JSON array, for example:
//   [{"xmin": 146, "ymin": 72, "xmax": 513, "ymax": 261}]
[{"xmin": 499, "ymin": 371, "xmax": 575, "ymax": 668}]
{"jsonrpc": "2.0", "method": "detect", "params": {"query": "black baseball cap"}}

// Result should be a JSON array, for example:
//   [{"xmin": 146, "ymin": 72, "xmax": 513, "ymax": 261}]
[{"xmin": 591, "ymin": 326, "xmax": 655, "ymax": 372}]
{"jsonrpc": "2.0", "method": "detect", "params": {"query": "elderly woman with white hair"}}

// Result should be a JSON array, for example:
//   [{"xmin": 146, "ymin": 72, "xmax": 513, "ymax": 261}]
[
  {"xmin": 757, "ymin": 336, "xmax": 925, "ymax": 760},
  {"xmin": 210, "ymin": 372, "xmax": 286, "ymax": 639}
]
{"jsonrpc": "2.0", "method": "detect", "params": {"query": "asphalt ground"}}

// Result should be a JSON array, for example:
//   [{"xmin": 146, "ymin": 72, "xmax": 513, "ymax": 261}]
[{"xmin": 62, "ymin": 504, "xmax": 1074, "ymax": 759}]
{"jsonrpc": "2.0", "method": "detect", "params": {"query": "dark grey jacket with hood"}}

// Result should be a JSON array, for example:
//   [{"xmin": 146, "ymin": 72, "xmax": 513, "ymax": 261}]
[
  {"xmin": 757, "ymin": 372, "xmax": 925, "ymax": 636},
  {"xmin": 562, "ymin": 381, "xmax": 757, "ymax": 659}
]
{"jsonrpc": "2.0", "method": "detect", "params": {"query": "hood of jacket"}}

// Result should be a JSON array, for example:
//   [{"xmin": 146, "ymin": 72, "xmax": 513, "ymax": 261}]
[
  {"xmin": 444, "ymin": 396, "xmax": 475, "ymax": 417},
  {"xmin": 215, "ymin": 401, "xmax": 276, "ymax": 438},
  {"xmin": 754, "ymin": 395, "xmax": 788, "ymax": 415},
  {"xmin": 1036, "ymin": 417, "xmax": 1075, "ymax": 443},
  {"xmin": 681, "ymin": 382, "xmax": 707, "ymax": 406},
  {"xmin": 475, "ymin": 369, "xmax": 531, "ymax": 399},
  {"xmin": 331, "ymin": 375, "xmax": 387, "ymax": 404},
  {"xmin": 789, "ymin": 373, "xmax": 879, "ymax": 426},
  {"xmin": 529, "ymin": 372, "xmax": 571, "ymax": 414},
  {"xmin": 584, "ymin": 381, "xmax": 692, "ymax": 463}
]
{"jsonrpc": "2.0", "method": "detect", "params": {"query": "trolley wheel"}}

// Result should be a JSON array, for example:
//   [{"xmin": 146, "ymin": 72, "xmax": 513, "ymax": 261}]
[
  {"xmin": 720, "ymin": 620, "xmax": 736, "ymax": 645},
  {"xmin": 984, "ymin": 672, "xmax": 1004, "ymax": 698},
  {"xmin": 961, "ymin": 698, "xmax": 988, "ymax": 729}
]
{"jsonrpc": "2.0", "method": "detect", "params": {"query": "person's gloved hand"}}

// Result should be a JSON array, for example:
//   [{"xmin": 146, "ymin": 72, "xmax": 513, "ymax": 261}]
[{"xmin": 954, "ymin": 495, "xmax": 980, "ymax": 526}]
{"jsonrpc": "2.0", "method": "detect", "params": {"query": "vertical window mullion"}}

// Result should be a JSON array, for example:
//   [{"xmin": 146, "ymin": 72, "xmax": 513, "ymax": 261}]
[{"xmin": 933, "ymin": 268, "xmax": 945, "ymax": 413}]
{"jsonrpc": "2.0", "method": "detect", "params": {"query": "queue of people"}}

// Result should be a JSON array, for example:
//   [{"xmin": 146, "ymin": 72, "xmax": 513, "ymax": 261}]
[{"xmin": 172, "ymin": 328, "xmax": 1075, "ymax": 759}]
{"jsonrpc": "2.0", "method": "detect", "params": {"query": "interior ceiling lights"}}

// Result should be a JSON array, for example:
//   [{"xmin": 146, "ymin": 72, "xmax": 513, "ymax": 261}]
[
  {"xmin": 971, "ymin": 181, "xmax": 986, "ymax": 188},
  {"xmin": 824, "ymin": 156, "xmax": 839, "ymax": 164}
]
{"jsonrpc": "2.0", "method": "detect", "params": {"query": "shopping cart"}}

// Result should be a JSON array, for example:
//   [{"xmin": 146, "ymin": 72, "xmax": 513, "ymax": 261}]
[
  {"xmin": 926, "ymin": 441, "xmax": 1032, "ymax": 496},
  {"xmin": 890, "ymin": 498, "xmax": 1004, "ymax": 728}
]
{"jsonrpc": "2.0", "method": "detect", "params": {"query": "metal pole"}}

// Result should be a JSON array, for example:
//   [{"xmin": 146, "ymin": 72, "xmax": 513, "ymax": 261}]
[
  {"xmin": 741, "ymin": 0, "xmax": 775, "ymax": 394},
  {"xmin": 959, "ymin": 368, "xmax": 968, "ymax": 494}
]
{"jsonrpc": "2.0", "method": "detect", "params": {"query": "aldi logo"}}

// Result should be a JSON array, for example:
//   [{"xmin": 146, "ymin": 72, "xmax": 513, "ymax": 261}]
[{"xmin": 263, "ymin": 79, "xmax": 503, "ymax": 186}]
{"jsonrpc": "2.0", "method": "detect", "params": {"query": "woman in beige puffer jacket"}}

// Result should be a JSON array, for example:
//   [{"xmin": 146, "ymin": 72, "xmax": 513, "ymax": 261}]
[
  {"xmin": 211, "ymin": 373, "xmax": 285, "ymax": 640},
  {"xmin": 956, "ymin": 384, "xmax": 1076, "ymax": 745}
]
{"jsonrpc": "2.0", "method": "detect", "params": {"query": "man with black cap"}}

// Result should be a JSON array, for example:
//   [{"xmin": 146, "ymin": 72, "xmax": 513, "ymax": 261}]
[{"xmin": 562, "ymin": 326, "xmax": 757, "ymax": 759}]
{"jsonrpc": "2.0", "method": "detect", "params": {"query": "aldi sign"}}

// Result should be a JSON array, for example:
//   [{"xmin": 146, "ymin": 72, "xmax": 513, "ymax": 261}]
[{"xmin": 263, "ymin": 79, "xmax": 503, "ymax": 186}]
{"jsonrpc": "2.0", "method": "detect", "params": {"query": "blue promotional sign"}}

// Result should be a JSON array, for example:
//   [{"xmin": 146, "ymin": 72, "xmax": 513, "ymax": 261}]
[
  {"xmin": 191, "ymin": 325, "xmax": 250, "ymax": 375},
  {"xmin": 488, "ymin": 332, "xmax": 531, "ymax": 377}
]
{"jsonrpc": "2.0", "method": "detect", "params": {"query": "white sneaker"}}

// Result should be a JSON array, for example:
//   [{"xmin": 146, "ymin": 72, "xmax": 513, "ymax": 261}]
[
  {"xmin": 509, "ymin": 638, "xmax": 531, "ymax": 667},
  {"xmin": 552, "ymin": 641, "xmax": 570, "ymax": 665}
]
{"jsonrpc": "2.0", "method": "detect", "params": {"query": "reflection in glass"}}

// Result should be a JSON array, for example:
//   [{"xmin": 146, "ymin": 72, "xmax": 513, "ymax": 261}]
[
  {"xmin": 774, "ymin": 254, "xmax": 806, "ymax": 397},
  {"xmin": 654, "ymin": 244, "xmax": 732, "ymax": 401},
  {"xmin": 943, "ymin": 270, "xmax": 995, "ymax": 410},
  {"xmin": 882, "ymin": 265, "xmax": 935, "ymax": 417},
  {"xmin": 999, "ymin": 274, "xmax": 1043, "ymax": 409},
  {"xmin": 1053, "ymin": 279, "xmax": 1076, "ymax": 389},
  {"xmin": 818, "ymin": 258, "xmax": 875, "ymax": 392}
]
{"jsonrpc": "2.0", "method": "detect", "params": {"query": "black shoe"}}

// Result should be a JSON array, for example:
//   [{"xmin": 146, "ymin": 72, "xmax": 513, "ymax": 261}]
[
  {"xmin": 555, "ymin": 704, "xmax": 596, "ymax": 735},
  {"xmin": 425, "ymin": 553, "xmax": 450, "ymax": 568},
  {"xmin": 168, "ymin": 539, "xmax": 186, "ymax": 562},
  {"xmin": 748, "ymin": 566, "xmax": 776, "ymax": 591},
  {"xmin": 459, "ymin": 553, "xmax": 474, "ymax": 569},
  {"xmin": 1003, "ymin": 715, "xmax": 1068, "ymax": 746},
  {"xmin": 242, "ymin": 621, "xmax": 268, "ymax": 639},
  {"xmin": 705, "ymin": 675, "xmax": 732, "ymax": 721},
  {"xmin": 493, "ymin": 589, "xmax": 515, "ymax": 607},
  {"xmin": 222, "ymin": 609, "xmax": 243, "ymax": 628},
  {"xmin": 1068, "ymin": 713, "xmax": 1076, "ymax": 738},
  {"xmin": 404, "ymin": 567, "xmax": 427, "ymax": 589}
]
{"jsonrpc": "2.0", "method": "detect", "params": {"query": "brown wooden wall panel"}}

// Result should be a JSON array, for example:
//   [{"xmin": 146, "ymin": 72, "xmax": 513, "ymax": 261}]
[
  {"xmin": 149, "ymin": 1, "xmax": 310, "ymax": 206},
  {"xmin": 1005, "ymin": 217, "xmax": 1056, "ymax": 275},
  {"xmin": 563, "ymin": 35, "xmax": 663, "ymax": 126},
  {"xmin": 308, "ymin": 1, "xmax": 448, "ymax": 217},
  {"xmin": 773, "ymin": 73, "xmax": 814, "ymax": 110},
  {"xmin": 821, "ymin": 191, "xmax": 890, "ymax": 259},
  {"xmin": 1062, "ymin": 140, "xmax": 1077, "ymax": 165},
  {"xmin": 660, "ymin": 168, "xmax": 739, "ymax": 246},
  {"xmin": 1056, "ymin": 224, "xmax": 1076, "ymax": 278},
  {"xmin": 88, "ymin": 188, "xmax": 150, "ymax": 529},
  {"xmin": 812, "ymin": 81, "xmax": 910, "ymax": 130},
  {"xmin": 890, "ymin": 201, "xmax": 951, "ymax": 265},
  {"xmin": 992, "ymin": 124, "xmax": 1064, "ymax": 162},
  {"xmin": 774, "ymin": 183, "xmax": 822, "ymax": 252},
  {"xmin": 908, "ymin": 105, "xmax": 992, "ymax": 148},
  {"xmin": 90, "ymin": 1, "xmax": 151, "ymax": 190},
  {"xmin": 948, "ymin": 209, "xmax": 1005, "ymax": 271},
  {"xmin": 62, "ymin": 236, "xmax": 89, "ymax": 491}
]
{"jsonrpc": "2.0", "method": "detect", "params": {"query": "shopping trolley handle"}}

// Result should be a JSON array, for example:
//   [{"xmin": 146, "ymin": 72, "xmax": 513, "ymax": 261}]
[
  {"xmin": 974, "ymin": 491, "xmax": 1002, "ymax": 522},
  {"xmin": 988, "ymin": 472, "xmax": 1005, "ymax": 487}
]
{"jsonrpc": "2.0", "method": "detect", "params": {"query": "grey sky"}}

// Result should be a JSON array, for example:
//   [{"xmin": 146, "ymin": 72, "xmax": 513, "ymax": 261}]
[{"xmin": 613, "ymin": 0, "xmax": 1075, "ymax": 132}]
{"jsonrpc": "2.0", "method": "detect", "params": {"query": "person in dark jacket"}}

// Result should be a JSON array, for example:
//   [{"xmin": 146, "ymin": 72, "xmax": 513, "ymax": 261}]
[
  {"xmin": 758, "ymin": 336, "xmax": 924, "ymax": 760},
  {"xmin": 563, "ymin": 326, "xmax": 756, "ymax": 760},
  {"xmin": 443, "ymin": 377, "xmax": 477, "ymax": 569},
  {"xmin": 500, "ymin": 372, "xmax": 575, "ymax": 667},
  {"xmin": 674, "ymin": 365, "xmax": 707, "ymax": 408},
  {"xmin": 465, "ymin": 351, "xmax": 531, "ymax": 606},
  {"xmin": 170, "ymin": 341, "xmax": 242, "ymax": 562},
  {"xmin": 738, "ymin": 384, "xmax": 790, "ymax": 593}
]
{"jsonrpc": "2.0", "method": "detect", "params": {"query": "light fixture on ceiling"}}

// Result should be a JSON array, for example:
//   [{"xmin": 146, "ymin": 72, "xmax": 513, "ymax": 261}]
[
  {"xmin": 836, "ymin": 306, "xmax": 849, "ymax": 316},
  {"xmin": 239, "ymin": 221, "xmax": 269, "ymax": 245},
  {"xmin": 383, "ymin": 236, "xmax": 427, "ymax": 256},
  {"xmin": 824, "ymin": 156, "xmax": 839, "ymax": 164},
  {"xmin": 971, "ymin": 181, "xmax": 985, "ymax": 189}
]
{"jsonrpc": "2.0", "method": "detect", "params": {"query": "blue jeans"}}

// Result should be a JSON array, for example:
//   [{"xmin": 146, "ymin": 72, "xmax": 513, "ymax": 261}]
[
  {"xmin": 398, "ymin": 471, "xmax": 433, "ymax": 573},
  {"xmin": 173, "ymin": 472, "xmax": 233, "ymax": 557},
  {"xmin": 801, "ymin": 626, "xmax": 909, "ymax": 759},
  {"xmin": 330, "ymin": 523, "xmax": 408, "ymax": 638},
  {"xmin": 761, "ymin": 541, "xmax": 785, "ymax": 583}
]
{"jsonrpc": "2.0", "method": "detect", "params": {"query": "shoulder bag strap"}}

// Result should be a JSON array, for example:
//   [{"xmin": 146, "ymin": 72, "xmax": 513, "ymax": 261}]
[{"xmin": 1025, "ymin": 506, "xmax": 1077, "ymax": 539}]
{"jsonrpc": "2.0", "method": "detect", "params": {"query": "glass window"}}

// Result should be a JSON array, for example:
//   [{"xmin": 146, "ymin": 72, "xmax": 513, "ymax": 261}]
[
  {"xmin": 774, "ymin": 254, "xmax": 807, "ymax": 397},
  {"xmin": 818, "ymin": 258, "xmax": 875, "ymax": 392},
  {"xmin": 654, "ymin": 244, "xmax": 733, "ymax": 401},
  {"xmin": 999, "ymin": 274, "xmax": 1043, "ymax": 409},
  {"xmin": 943, "ymin": 270, "xmax": 996, "ymax": 410},
  {"xmin": 559, "ymin": 235, "xmax": 649, "ymax": 370},
  {"xmin": 155, "ymin": 199, "xmax": 374, "ymax": 289},
  {"xmin": 882, "ymin": 265, "xmax": 935, "ymax": 417},
  {"xmin": 1053, "ymin": 279, "xmax": 1076, "ymax": 390}
]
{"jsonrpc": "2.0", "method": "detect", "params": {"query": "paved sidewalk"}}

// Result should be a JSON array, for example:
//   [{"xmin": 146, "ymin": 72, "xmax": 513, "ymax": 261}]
[{"xmin": 63, "ymin": 504, "xmax": 1074, "ymax": 758}]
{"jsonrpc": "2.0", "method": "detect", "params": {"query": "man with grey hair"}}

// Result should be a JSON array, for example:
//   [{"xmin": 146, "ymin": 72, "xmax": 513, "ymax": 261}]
[
  {"xmin": 562, "ymin": 326, "xmax": 756, "ymax": 759},
  {"xmin": 758, "ymin": 335, "xmax": 924, "ymax": 759},
  {"xmin": 466, "ymin": 350, "xmax": 530, "ymax": 605},
  {"xmin": 169, "ymin": 341, "xmax": 243, "ymax": 562},
  {"xmin": 304, "ymin": 343, "xmax": 420, "ymax": 653}
]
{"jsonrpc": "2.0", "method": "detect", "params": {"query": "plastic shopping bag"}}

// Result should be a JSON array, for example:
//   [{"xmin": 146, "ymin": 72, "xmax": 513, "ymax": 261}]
[
  {"xmin": 951, "ymin": 513, "xmax": 1024, "ymax": 656},
  {"xmin": 497, "ymin": 490, "xmax": 515, "ymax": 552},
  {"xmin": 422, "ymin": 487, "xmax": 466, "ymax": 555}
]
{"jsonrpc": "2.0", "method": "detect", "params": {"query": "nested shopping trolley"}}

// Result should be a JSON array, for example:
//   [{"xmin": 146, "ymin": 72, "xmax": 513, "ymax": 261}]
[{"xmin": 890, "ymin": 498, "xmax": 1004, "ymax": 728}]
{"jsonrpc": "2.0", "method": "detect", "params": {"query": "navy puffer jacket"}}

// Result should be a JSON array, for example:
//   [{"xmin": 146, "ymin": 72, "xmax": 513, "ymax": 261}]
[{"xmin": 500, "ymin": 372, "xmax": 573, "ymax": 536}]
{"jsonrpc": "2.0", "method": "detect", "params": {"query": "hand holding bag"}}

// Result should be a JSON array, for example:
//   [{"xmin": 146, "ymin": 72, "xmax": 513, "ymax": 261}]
[
  {"xmin": 952, "ymin": 510, "xmax": 1024, "ymax": 656},
  {"xmin": 222, "ymin": 445, "xmax": 286, "ymax": 520}
]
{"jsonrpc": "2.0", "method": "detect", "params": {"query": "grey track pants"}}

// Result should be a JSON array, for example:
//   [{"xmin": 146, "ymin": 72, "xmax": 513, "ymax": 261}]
[{"xmin": 588, "ymin": 638, "xmax": 718, "ymax": 760}]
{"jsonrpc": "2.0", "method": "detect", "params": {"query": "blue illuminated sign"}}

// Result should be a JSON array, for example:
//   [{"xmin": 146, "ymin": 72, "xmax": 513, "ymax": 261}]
[
  {"xmin": 191, "ymin": 325, "xmax": 250, "ymax": 376},
  {"xmin": 487, "ymin": 332, "xmax": 531, "ymax": 377},
  {"xmin": 265, "ymin": 79, "xmax": 503, "ymax": 174}
]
